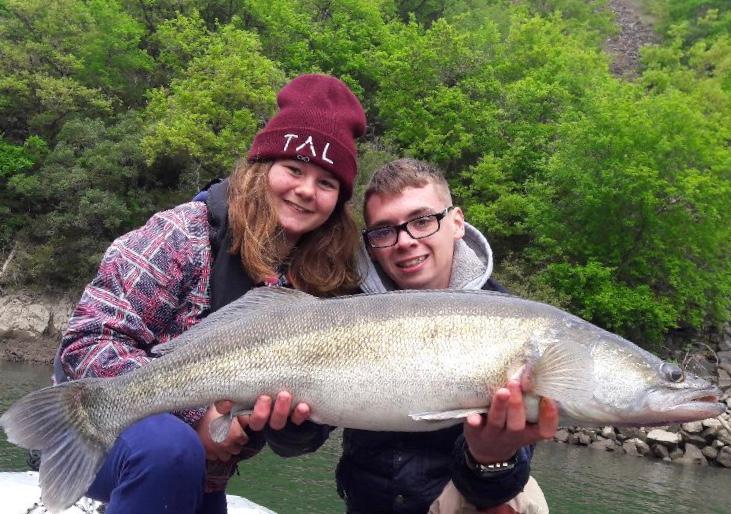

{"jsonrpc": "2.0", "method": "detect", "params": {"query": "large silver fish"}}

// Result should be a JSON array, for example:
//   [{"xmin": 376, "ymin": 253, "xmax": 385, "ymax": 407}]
[{"xmin": 1, "ymin": 288, "xmax": 725, "ymax": 512}]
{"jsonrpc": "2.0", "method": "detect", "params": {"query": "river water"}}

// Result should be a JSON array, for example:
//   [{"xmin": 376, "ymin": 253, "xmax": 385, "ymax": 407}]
[{"xmin": 1, "ymin": 361, "xmax": 729, "ymax": 513}]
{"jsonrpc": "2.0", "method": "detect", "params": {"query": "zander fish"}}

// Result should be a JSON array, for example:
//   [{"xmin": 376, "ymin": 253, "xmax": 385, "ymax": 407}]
[{"xmin": 1, "ymin": 288, "xmax": 725, "ymax": 512}]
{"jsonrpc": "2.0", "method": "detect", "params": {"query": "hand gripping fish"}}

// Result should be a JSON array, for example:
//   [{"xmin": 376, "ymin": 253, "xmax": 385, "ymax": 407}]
[{"xmin": 1, "ymin": 288, "xmax": 725, "ymax": 512}]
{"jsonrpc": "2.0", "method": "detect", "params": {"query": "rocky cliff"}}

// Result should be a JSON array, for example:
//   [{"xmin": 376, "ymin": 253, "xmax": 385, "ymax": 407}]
[{"xmin": 0, "ymin": 291, "xmax": 76, "ymax": 362}]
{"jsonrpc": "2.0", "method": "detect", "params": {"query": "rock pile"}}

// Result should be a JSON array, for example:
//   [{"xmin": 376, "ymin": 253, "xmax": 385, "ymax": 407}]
[
  {"xmin": 555, "ymin": 334, "xmax": 731, "ymax": 469},
  {"xmin": 604, "ymin": 0, "xmax": 659, "ymax": 78},
  {"xmin": 555, "ymin": 417, "xmax": 731, "ymax": 468}
]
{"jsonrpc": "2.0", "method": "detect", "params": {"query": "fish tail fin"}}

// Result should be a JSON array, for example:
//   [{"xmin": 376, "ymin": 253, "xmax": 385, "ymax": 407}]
[
  {"xmin": 0, "ymin": 379, "xmax": 113, "ymax": 513},
  {"xmin": 529, "ymin": 341, "xmax": 594, "ymax": 403}
]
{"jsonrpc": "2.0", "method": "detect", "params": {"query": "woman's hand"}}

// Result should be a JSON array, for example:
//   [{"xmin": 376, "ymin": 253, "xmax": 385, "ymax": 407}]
[
  {"xmin": 196, "ymin": 403, "xmax": 250, "ymax": 462},
  {"xmin": 198, "ymin": 392, "xmax": 312, "ymax": 462},
  {"xmin": 233, "ymin": 391, "xmax": 311, "ymax": 431},
  {"xmin": 464, "ymin": 380, "xmax": 558, "ymax": 465}
]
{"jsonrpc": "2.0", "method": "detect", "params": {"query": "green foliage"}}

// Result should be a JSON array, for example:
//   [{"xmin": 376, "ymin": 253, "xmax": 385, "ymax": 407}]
[
  {"xmin": 541, "ymin": 261, "xmax": 677, "ymax": 348},
  {"xmin": 150, "ymin": 10, "xmax": 212, "ymax": 81},
  {"xmin": 659, "ymin": 1, "xmax": 731, "ymax": 45},
  {"xmin": 374, "ymin": 17, "xmax": 503, "ymax": 171},
  {"xmin": 235, "ymin": 0, "xmax": 392, "ymax": 105},
  {"xmin": 120, "ymin": 0, "xmax": 247, "ymax": 32},
  {"xmin": 143, "ymin": 23, "xmax": 284, "ymax": 185},
  {"xmin": 524, "ymin": 80, "xmax": 731, "ymax": 344},
  {"xmin": 451, "ymin": 13, "xmax": 608, "ymax": 254},
  {"xmin": 0, "ymin": 137, "xmax": 46, "ymax": 255},
  {"xmin": 0, "ymin": 0, "xmax": 151, "ymax": 140},
  {"xmin": 10, "ymin": 113, "xmax": 161, "ymax": 286},
  {"xmin": 0, "ymin": 0, "xmax": 729, "ymax": 349},
  {"xmin": 445, "ymin": 0, "xmax": 614, "ymax": 44}
]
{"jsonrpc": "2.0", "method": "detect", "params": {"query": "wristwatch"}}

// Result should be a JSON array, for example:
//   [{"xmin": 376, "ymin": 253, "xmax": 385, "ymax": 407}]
[{"xmin": 463, "ymin": 447, "xmax": 518, "ymax": 477}]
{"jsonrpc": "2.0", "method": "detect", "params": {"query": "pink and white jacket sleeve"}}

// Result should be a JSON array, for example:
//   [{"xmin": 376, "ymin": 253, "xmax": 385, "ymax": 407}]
[{"xmin": 59, "ymin": 202, "xmax": 212, "ymax": 422}]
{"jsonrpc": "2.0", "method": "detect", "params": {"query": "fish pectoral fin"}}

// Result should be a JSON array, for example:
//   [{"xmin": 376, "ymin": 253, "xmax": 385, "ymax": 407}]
[
  {"xmin": 531, "ymin": 341, "xmax": 594, "ymax": 403},
  {"xmin": 409, "ymin": 408, "xmax": 487, "ymax": 422},
  {"xmin": 209, "ymin": 413, "xmax": 233, "ymax": 444}
]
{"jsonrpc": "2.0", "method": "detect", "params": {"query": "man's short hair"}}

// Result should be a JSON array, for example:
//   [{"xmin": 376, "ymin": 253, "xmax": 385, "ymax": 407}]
[{"xmin": 363, "ymin": 159, "xmax": 452, "ymax": 219}]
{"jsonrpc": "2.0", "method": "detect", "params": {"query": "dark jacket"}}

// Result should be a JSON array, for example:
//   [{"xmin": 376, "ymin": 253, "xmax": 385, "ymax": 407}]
[{"xmin": 337, "ymin": 424, "xmax": 533, "ymax": 514}]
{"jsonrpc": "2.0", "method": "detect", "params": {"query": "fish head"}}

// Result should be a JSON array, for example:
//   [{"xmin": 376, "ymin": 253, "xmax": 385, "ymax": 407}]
[
  {"xmin": 628, "ymin": 363, "xmax": 725, "ymax": 426},
  {"xmin": 555, "ymin": 329, "xmax": 725, "ymax": 426}
]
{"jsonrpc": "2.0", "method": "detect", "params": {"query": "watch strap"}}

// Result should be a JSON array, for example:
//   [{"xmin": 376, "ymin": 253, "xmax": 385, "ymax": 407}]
[{"xmin": 463, "ymin": 447, "xmax": 518, "ymax": 476}]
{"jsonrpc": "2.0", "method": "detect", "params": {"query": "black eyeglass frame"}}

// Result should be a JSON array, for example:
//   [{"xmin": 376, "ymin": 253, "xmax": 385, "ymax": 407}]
[{"xmin": 362, "ymin": 206, "xmax": 455, "ymax": 249}]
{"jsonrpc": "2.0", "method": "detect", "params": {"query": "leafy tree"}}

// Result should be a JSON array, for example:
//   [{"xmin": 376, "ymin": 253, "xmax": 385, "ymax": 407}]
[
  {"xmin": 658, "ymin": 1, "xmax": 731, "ymax": 45},
  {"xmin": 0, "ymin": 0, "xmax": 151, "ymax": 141},
  {"xmin": 0, "ymin": 136, "xmax": 46, "ymax": 259},
  {"xmin": 381, "ymin": 12, "xmax": 609, "ymax": 253},
  {"xmin": 524, "ymin": 81, "xmax": 731, "ymax": 344},
  {"xmin": 444, "ymin": 0, "xmax": 614, "ymax": 45},
  {"xmin": 10, "ymin": 113, "xmax": 161, "ymax": 287},
  {"xmin": 235, "ymin": 0, "xmax": 392, "ymax": 105},
  {"xmin": 120, "ymin": 0, "xmax": 247, "ymax": 33},
  {"xmin": 373, "ymin": 17, "xmax": 503, "ymax": 171},
  {"xmin": 149, "ymin": 10, "xmax": 213, "ymax": 84},
  {"xmin": 143, "ymin": 23, "xmax": 284, "ymax": 187}
]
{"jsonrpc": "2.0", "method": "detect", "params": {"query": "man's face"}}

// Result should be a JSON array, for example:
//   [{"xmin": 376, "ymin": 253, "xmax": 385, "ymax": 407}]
[{"xmin": 364, "ymin": 183, "xmax": 464, "ymax": 290}]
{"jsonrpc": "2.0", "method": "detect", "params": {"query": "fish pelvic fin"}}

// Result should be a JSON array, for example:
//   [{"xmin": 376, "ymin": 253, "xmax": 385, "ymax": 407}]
[
  {"xmin": 529, "ymin": 341, "xmax": 594, "ymax": 404},
  {"xmin": 209, "ymin": 403, "xmax": 254, "ymax": 444},
  {"xmin": 0, "ymin": 380, "xmax": 112, "ymax": 513},
  {"xmin": 210, "ymin": 413, "xmax": 233, "ymax": 444},
  {"xmin": 409, "ymin": 408, "xmax": 488, "ymax": 422}
]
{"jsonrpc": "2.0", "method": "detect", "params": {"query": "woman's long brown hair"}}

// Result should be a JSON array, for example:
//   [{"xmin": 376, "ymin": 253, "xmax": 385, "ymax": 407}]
[{"xmin": 227, "ymin": 160, "xmax": 361, "ymax": 297}]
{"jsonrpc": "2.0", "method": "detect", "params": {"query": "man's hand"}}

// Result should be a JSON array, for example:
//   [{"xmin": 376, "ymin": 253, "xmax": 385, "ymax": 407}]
[{"xmin": 464, "ymin": 380, "xmax": 558, "ymax": 465}]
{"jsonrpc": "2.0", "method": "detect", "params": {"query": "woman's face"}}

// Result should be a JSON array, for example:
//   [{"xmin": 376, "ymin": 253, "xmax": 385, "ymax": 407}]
[{"xmin": 268, "ymin": 159, "xmax": 341, "ymax": 244}]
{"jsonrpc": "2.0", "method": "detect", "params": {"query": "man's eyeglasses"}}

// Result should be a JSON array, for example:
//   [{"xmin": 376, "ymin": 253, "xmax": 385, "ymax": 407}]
[{"xmin": 363, "ymin": 206, "xmax": 455, "ymax": 249}]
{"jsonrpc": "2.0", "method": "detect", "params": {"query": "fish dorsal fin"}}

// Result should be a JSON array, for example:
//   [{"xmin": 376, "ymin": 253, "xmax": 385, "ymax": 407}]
[
  {"xmin": 153, "ymin": 287, "xmax": 318, "ymax": 356},
  {"xmin": 236, "ymin": 286, "xmax": 319, "ymax": 308},
  {"xmin": 531, "ymin": 341, "xmax": 594, "ymax": 403}
]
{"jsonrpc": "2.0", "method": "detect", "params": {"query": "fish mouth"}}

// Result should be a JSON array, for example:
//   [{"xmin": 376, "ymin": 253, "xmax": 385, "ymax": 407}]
[
  {"xmin": 693, "ymin": 394, "xmax": 721, "ymax": 403},
  {"xmin": 645, "ymin": 387, "xmax": 726, "ymax": 424}
]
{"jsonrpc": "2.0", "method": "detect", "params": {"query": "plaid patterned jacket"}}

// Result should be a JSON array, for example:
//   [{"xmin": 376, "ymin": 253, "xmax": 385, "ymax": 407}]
[
  {"xmin": 60, "ymin": 201, "xmax": 212, "ymax": 410},
  {"xmin": 58, "ymin": 201, "xmax": 256, "ymax": 491}
]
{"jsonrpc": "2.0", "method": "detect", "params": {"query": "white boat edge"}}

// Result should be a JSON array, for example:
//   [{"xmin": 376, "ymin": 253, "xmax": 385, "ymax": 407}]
[{"xmin": 0, "ymin": 471, "xmax": 277, "ymax": 514}]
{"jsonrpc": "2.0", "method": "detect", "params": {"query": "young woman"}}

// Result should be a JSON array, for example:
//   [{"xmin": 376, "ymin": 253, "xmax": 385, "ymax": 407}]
[{"xmin": 54, "ymin": 74, "xmax": 366, "ymax": 514}]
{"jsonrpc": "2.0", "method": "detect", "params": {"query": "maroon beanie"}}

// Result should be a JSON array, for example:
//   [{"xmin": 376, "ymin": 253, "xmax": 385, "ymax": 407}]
[{"xmin": 247, "ymin": 74, "xmax": 367, "ymax": 200}]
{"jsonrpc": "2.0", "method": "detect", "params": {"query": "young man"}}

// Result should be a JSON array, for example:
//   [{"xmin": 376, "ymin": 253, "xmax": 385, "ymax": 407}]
[{"xmin": 335, "ymin": 158, "xmax": 557, "ymax": 514}]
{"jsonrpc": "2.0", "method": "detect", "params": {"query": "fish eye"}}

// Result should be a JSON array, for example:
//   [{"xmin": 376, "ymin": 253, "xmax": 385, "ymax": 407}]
[{"xmin": 660, "ymin": 362, "xmax": 684, "ymax": 383}]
